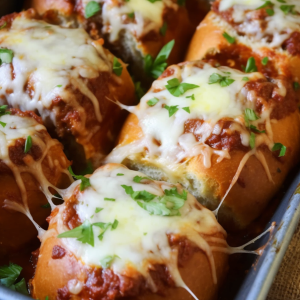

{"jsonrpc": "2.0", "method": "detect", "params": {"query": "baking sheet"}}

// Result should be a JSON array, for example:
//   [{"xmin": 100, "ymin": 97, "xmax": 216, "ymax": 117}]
[{"xmin": 0, "ymin": 1, "xmax": 300, "ymax": 299}]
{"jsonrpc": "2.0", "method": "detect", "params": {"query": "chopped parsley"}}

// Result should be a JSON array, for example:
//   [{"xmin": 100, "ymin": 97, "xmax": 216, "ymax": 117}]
[
  {"xmin": 266, "ymin": 8, "xmax": 275, "ymax": 15},
  {"xmin": 134, "ymin": 80, "xmax": 145, "ymax": 100},
  {"xmin": 79, "ymin": 161, "xmax": 94, "ymax": 176},
  {"xmin": 133, "ymin": 175, "xmax": 152, "ymax": 183},
  {"xmin": 165, "ymin": 78, "xmax": 199, "ymax": 97},
  {"xmin": 127, "ymin": 12, "xmax": 134, "ymax": 18},
  {"xmin": 0, "ymin": 121, "xmax": 6, "ymax": 128},
  {"xmin": 122, "ymin": 185, "xmax": 156, "ymax": 201},
  {"xmin": 222, "ymin": 32, "xmax": 235, "ymax": 44},
  {"xmin": 244, "ymin": 108, "xmax": 259, "ymax": 126},
  {"xmin": 0, "ymin": 22, "xmax": 7, "ymax": 30},
  {"xmin": 280, "ymin": 4, "xmax": 296, "ymax": 14},
  {"xmin": 56, "ymin": 85, "xmax": 62, "ymax": 87},
  {"xmin": 24, "ymin": 136, "xmax": 32, "ymax": 154},
  {"xmin": 160, "ymin": 22, "xmax": 167, "ymax": 36},
  {"xmin": 95, "ymin": 207, "xmax": 103, "ymax": 213},
  {"xmin": 85, "ymin": 1, "xmax": 101, "ymax": 18},
  {"xmin": 58, "ymin": 219, "xmax": 119, "ymax": 244},
  {"xmin": 147, "ymin": 97, "xmax": 159, "ymax": 106},
  {"xmin": 164, "ymin": 105, "xmax": 179, "ymax": 117},
  {"xmin": 293, "ymin": 82, "xmax": 300, "ymax": 90},
  {"xmin": 144, "ymin": 40, "xmax": 175, "ymax": 79},
  {"xmin": 245, "ymin": 57, "xmax": 258, "ymax": 73},
  {"xmin": 147, "ymin": 0, "xmax": 161, "ymax": 2},
  {"xmin": 0, "ymin": 262, "xmax": 28, "ymax": 295},
  {"xmin": 208, "ymin": 73, "xmax": 235, "ymax": 87},
  {"xmin": 112, "ymin": 57, "xmax": 123, "ymax": 76},
  {"xmin": 186, "ymin": 94, "xmax": 195, "ymax": 100},
  {"xmin": 117, "ymin": 173, "xmax": 124, "ymax": 176},
  {"xmin": 262, "ymin": 57, "xmax": 269, "ymax": 65},
  {"xmin": 242, "ymin": 77, "xmax": 250, "ymax": 81},
  {"xmin": 182, "ymin": 107, "xmax": 190, "ymax": 113},
  {"xmin": 104, "ymin": 198, "xmax": 116, "ymax": 201},
  {"xmin": 256, "ymin": 1, "xmax": 273, "ymax": 9},
  {"xmin": 272, "ymin": 143, "xmax": 287, "ymax": 157},
  {"xmin": 100, "ymin": 255, "xmax": 119, "ymax": 268},
  {"xmin": 249, "ymin": 124, "xmax": 266, "ymax": 133},
  {"xmin": 41, "ymin": 203, "xmax": 51, "ymax": 209},
  {"xmin": 249, "ymin": 132, "xmax": 256, "ymax": 149},
  {"xmin": 122, "ymin": 184, "xmax": 187, "ymax": 216},
  {"xmin": 68, "ymin": 166, "xmax": 91, "ymax": 191},
  {"xmin": 0, "ymin": 48, "xmax": 13, "ymax": 64}
]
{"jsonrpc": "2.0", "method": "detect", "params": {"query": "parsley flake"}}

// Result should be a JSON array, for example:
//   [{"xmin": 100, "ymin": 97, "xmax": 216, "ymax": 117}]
[
  {"xmin": 160, "ymin": 22, "xmax": 167, "ymax": 36},
  {"xmin": 186, "ymin": 94, "xmax": 195, "ymax": 100},
  {"xmin": 242, "ymin": 77, "xmax": 250, "ymax": 81},
  {"xmin": 250, "ymin": 125, "xmax": 266, "ymax": 133},
  {"xmin": 127, "ymin": 12, "xmax": 134, "ymax": 18},
  {"xmin": 100, "ymin": 255, "xmax": 119, "ymax": 268},
  {"xmin": 104, "ymin": 198, "xmax": 115, "ymax": 201},
  {"xmin": 68, "ymin": 166, "xmax": 91, "ymax": 191},
  {"xmin": 147, "ymin": 97, "xmax": 159, "ymax": 106},
  {"xmin": 85, "ymin": 1, "xmax": 101, "ymax": 18},
  {"xmin": 0, "ymin": 121, "xmax": 6, "ymax": 128},
  {"xmin": 165, "ymin": 78, "xmax": 199, "ymax": 97},
  {"xmin": 117, "ymin": 173, "xmax": 124, "ymax": 176},
  {"xmin": 182, "ymin": 107, "xmax": 190, "ymax": 113},
  {"xmin": 0, "ymin": 48, "xmax": 13, "ymax": 65},
  {"xmin": 0, "ymin": 22, "xmax": 7, "ymax": 30},
  {"xmin": 0, "ymin": 263, "xmax": 28, "ymax": 295},
  {"xmin": 144, "ymin": 40, "xmax": 175, "ymax": 79},
  {"xmin": 245, "ymin": 57, "xmax": 258, "ymax": 73},
  {"xmin": 122, "ymin": 185, "xmax": 156, "ymax": 201},
  {"xmin": 280, "ymin": 4, "xmax": 296, "ymax": 14},
  {"xmin": 250, "ymin": 132, "xmax": 256, "ymax": 149},
  {"xmin": 164, "ymin": 105, "xmax": 179, "ymax": 117},
  {"xmin": 24, "ymin": 136, "xmax": 32, "ymax": 154},
  {"xmin": 41, "ymin": 203, "xmax": 51, "ymax": 209},
  {"xmin": 222, "ymin": 32, "xmax": 235, "ymax": 44},
  {"xmin": 208, "ymin": 73, "xmax": 235, "ymax": 87},
  {"xmin": 113, "ymin": 57, "xmax": 123, "ymax": 76},
  {"xmin": 262, "ymin": 57, "xmax": 269, "ymax": 65},
  {"xmin": 293, "ymin": 82, "xmax": 300, "ymax": 90},
  {"xmin": 244, "ymin": 108, "xmax": 259, "ymax": 126},
  {"xmin": 272, "ymin": 143, "xmax": 286, "ymax": 157},
  {"xmin": 133, "ymin": 175, "xmax": 152, "ymax": 183},
  {"xmin": 256, "ymin": 1, "xmax": 273, "ymax": 9},
  {"xmin": 95, "ymin": 207, "xmax": 103, "ymax": 213}
]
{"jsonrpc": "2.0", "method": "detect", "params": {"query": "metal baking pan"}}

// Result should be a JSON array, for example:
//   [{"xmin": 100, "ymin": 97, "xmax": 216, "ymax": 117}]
[{"xmin": 1, "ymin": 1, "xmax": 300, "ymax": 300}]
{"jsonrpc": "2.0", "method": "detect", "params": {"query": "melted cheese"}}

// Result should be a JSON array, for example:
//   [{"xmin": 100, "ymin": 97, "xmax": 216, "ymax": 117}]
[
  {"xmin": 218, "ymin": 0, "xmax": 300, "ymax": 48},
  {"xmin": 55, "ymin": 165, "xmax": 226, "ymax": 297},
  {"xmin": 107, "ymin": 62, "xmax": 272, "ymax": 173},
  {"xmin": 83, "ymin": 0, "xmax": 177, "ymax": 43},
  {"xmin": 1, "ymin": 113, "xmax": 70, "ymax": 237},
  {"xmin": 0, "ymin": 16, "xmax": 111, "ymax": 125}
]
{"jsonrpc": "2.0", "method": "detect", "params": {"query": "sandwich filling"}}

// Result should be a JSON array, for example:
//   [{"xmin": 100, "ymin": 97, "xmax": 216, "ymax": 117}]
[{"xmin": 53, "ymin": 164, "xmax": 226, "ymax": 298}]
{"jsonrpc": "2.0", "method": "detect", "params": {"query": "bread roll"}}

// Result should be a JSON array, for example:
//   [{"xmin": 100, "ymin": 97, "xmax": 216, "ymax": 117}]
[
  {"xmin": 0, "ymin": 9, "xmax": 135, "ymax": 171},
  {"xmin": 25, "ymin": 0, "xmax": 195, "ymax": 86},
  {"xmin": 0, "ymin": 108, "xmax": 70, "ymax": 258},
  {"xmin": 106, "ymin": 60, "xmax": 300, "ymax": 230},
  {"xmin": 186, "ymin": 0, "xmax": 300, "ymax": 82},
  {"xmin": 31, "ymin": 163, "xmax": 228, "ymax": 300}
]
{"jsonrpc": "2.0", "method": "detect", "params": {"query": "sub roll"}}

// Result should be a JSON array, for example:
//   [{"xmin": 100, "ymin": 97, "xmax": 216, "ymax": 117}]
[
  {"xmin": 0, "ymin": 9, "xmax": 135, "ymax": 171},
  {"xmin": 31, "ymin": 163, "xmax": 228, "ymax": 300},
  {"xmin": 186, "ymin": 0, "xmax": 300, "ymax": 83},
  {"xmin": 26, "ymin": 0, "xmax": 195, "ymax": 85},
  {"xmin": 0, "ymin": 108, "xmax": 70, "ymax": 258},
  {"xmin": 106, "ymin": 60, "xmax": 300, "ymax": 230}
]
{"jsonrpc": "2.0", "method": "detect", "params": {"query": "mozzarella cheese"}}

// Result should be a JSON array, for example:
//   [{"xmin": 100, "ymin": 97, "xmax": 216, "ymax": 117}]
[
  {"xmin": 55, "ymin": 164, "xmax": 226, "ymax": 297},
  {"xmin": 107, "ymin": 62, "xmax": 275, "ymax": 171},
  {"xmin": 0, "ymin": 15, "xmax": 111, "ymax": 125},
  {"xmin": 0, "ymin": 112, "xmax": 69, "ymax": 236},
  {"xmin": 83, "ymin": 0, "xmax": 177, "ymax": 42},
  {"xmin": 218, "ymin": 0, "xmax": 300, "ymax": 48}
]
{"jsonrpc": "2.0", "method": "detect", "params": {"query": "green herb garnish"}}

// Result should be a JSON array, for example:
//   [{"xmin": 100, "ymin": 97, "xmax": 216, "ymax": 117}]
[
  {"xmin": 68, "ymin": 166, "xmax": 91, "ymax": 191},
  {"xmin": 147, "ymin": 97, "xmax": 159, "ymax": 106},
  {"xmin": 222, "ymin": 32, "xmax": 235, "ymax": 44},
  {"xmin": 164, "ymin": 105, "xmax": 179, "ymax": 117},
  {"xmin": 24, "ymin": 136, "xmax": 32, "ymax": 153},
  {"xmin": 113, "ymin": 57, "xmax": 123, "ymax": 76},
  {"xmin": 272, "ymin": 143, "xmax": 286, "ymax": 157},
  {"xmin": 262, "ymin": 57, "xmax": 269, "ymax": 65},
  {"xmin": 245, "ymin": 57, "xmax": 258, "ymax": 73},
  {"xmin": 182, "ymin": 107, "xmax": 190, "ymax": 113},
  {"xmin": 160, "ymin": 22, "xmax": 167, "ymax": 36},
  {"xmin": 85, "ymin": 1, "xmax": 101, "ymax": 18},
  {"xmin": 165, "ymin": 78, "xmax": 199, "ymax": 97},
  {"xmin": 144, "ymin": 40, "xmax": 175, "ymax": 79},
  {"xmin": 208, "ymin": 73, "xmax": 235, "ymax": 87}
]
